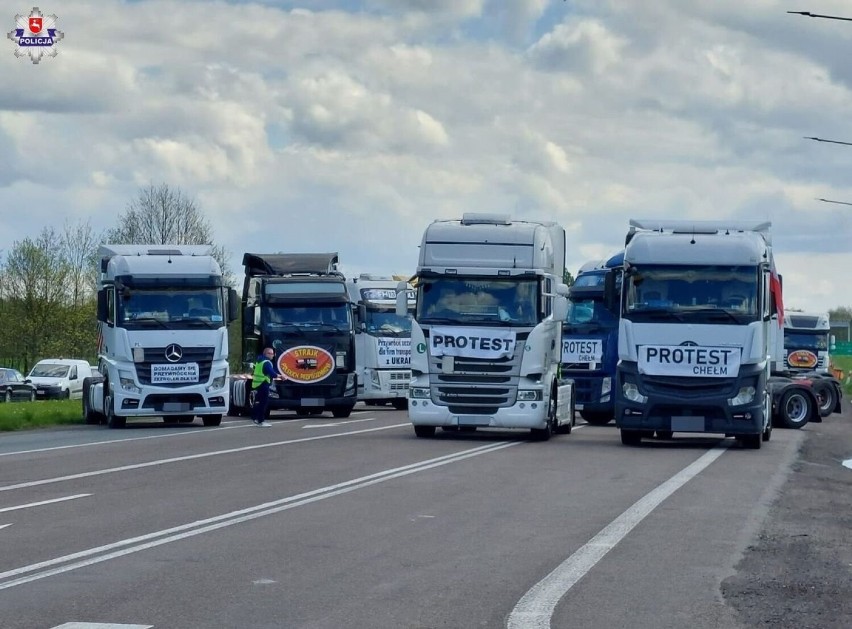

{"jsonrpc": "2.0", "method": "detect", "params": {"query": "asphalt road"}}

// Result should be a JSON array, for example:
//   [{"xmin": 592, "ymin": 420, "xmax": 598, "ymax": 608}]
[{"xmin": 0, "ymin": 404, "xmax": 849, "ymax": 629}]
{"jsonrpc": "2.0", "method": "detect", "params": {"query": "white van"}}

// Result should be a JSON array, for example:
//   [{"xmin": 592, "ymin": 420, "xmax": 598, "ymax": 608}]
[{"xmin": 27, "ymin": 359, "xmax": 94, "ymax": 400}]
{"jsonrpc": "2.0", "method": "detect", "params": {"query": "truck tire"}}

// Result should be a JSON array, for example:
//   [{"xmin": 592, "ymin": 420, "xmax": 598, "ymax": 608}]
[
  {"xmin": 620, "ymin": 429, "xmax": 642, "ymax": 446},
  {"xmin": 776, "ymin": 389, "xmax": 811, "ymax": 429},
  {"xmin": 413, "ymin": 425, "xmax": 436, "ymax": 438},
  {"xmin": 391, "ymin": 399, "xmax": 408, "ymax": 410},
  {"xmin": 580, "ymin": 411, "xmax": 612, "ymax": 426},
  {"xmin": 811, "ymin": 380, "xmax": 837, "ymax": 418},
  {"xmin": 737, "ymin": 433, "xmax": 762, "ymax": 449},
  {"xmin": 82, "ymin": 377, "xmax": 101, "ymax": 424},
  {"xmin": 105, "ymin": 394, "xmax": 126, "ymax": 429},
  {"xmin": 202, "ymin": 415, "xmax": 222, "ymax": 427},
  {"xmin": 331, "ymin": 406, "xmax": 353, "ymax": 418}
]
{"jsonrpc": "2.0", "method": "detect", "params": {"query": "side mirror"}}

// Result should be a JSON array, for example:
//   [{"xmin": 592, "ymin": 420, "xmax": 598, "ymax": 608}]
[
  {"xmin": 604, "ymin": 271, "xmax": 617, "ymax": 314},
  {"xmin": 228, "ymin": 288, "xmax": 239, "ymax": 323},
  {"xmin": 552, "ymin": 295, "xmax": 568, "ymax": 322},
  {"xmin": 97, "ymin": 289, "xmax": 109, "ymax": 324},
  {"xmin": 243, "ymin": 306, "xmax": 255, "ymax": 334},
  {"xmin": 357, "ymin": 304, "xmax": 367, "ymax": 333},
  {"xmin": 395, "ymin": 281, "xmax": 409, "ymax": 317}
]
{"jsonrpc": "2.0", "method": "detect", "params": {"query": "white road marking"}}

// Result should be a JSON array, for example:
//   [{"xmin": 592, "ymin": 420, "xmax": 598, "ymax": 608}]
[
  {"xmin": 0, "ymin": 524, "xmax": 11, "ymax": 530},
  {"xmin": 53, "ymin": 622, "xmax": 154, "ymax": 629},
  {"xmin": 508, "ymin": 444, "xmax": 729, "ymax": 629},
  {"xmin": 0, "ymin": 441, "xmax": 519, "ymax": 590},
  {"xmin": 0, "ymin": 494, "xmax": 91, "ymax": 514},
  {"xmin": 843, "ymin": 458, "xmax": 852, "ymax": 470},
  {"xmin": 0, "ymin": 416, "xmax": 378, "ymax": 458},
  {"xmin": 302, "ymin": 417, "xmax": 378, "ymax": 428},
  {"xmin": 0, "ymin": 423, "xmax": 409, "ymax": 493}
]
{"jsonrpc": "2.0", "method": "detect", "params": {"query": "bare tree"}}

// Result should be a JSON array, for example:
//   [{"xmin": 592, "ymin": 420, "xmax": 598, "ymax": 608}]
[
  {"xmin": 106, "ymin": 183, "xmax": 231, "ymax": 279},
  {"xmin": 60, "ymin": 219, "xmax": 101, "ymax": 307}
]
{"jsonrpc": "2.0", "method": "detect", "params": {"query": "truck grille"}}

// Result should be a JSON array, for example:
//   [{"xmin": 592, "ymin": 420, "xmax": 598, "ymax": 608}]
[
  {"xmin": 137, "ymin": 347, "xmax": 215, "ymax": 387},
  {"xmin": 424, "ymin": 330, "xmax": 529, "ymax": 410},
  {"xmin": 641, "ymin": 375, "xmax": 734, "ymax": 399}
]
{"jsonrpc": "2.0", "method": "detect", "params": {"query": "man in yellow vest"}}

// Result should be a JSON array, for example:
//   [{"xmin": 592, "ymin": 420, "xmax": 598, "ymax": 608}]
[{"xmin": 251, "ymin": 347, "xmax": 279, "ymax": 426}]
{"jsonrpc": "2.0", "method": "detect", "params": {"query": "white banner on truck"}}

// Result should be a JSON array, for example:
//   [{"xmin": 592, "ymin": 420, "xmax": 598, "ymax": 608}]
[
  {"xmin": 638, "ymin": 345, "xmax": 740, "ymax": 378},
  {"xmin": 562, "ymin": 339, "xmax": 602, "ymax": 364},
  {"xmin": 152, "ymin": 362, "xmax": 200, "ymax": 384},
  {"xmin": 377, "ymin": 338, "xmax": 411, "ymax": 367},
  {"xmin": 429, "ymin": 326, "xmax": 517, "ymax": 359}
]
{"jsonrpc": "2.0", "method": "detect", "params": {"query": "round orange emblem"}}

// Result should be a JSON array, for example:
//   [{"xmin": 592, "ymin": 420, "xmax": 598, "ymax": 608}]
[
  {"xmin": 277, "ymin": 346, "xmax": 335, "ymax": 383},
  {"xmin": 787, "ymin": 350, "xmax": 817, "ymax": 369}
]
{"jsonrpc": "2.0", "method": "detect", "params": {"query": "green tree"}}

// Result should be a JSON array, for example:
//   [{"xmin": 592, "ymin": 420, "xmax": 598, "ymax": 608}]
[{"xmin": 563, "ymin": 268, "xmax": 575, "ymax": 287}]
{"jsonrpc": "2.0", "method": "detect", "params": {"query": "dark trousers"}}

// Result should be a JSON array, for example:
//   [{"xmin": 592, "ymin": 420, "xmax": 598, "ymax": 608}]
[{"xmin": 251, "ymin": 383, "xmax": 270, "ymax": 421}]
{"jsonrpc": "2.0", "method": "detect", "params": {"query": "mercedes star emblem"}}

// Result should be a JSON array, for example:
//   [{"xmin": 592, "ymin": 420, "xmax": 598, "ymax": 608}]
[{"xmin": 165, "ymin": 344, "xmax": 183, "ymax": 362}]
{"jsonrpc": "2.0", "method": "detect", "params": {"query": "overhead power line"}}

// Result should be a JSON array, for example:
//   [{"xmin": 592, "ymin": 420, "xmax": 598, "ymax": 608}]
[
  {"xmin": 788, "ymin": 11, "xmax": 852, "ymax": 22},
  {"xmin": 805, "ymin": 136, "xmax": 852, "ymax": 147},
  {"xmin": 816, "ymin": 198, "xmax": 852, "ymax": 206}
]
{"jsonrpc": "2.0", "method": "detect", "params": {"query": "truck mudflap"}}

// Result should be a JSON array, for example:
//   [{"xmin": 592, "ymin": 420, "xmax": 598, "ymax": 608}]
[{"xmin": 555, "ymin": 382, "xmax": 575, "ymax": 428}]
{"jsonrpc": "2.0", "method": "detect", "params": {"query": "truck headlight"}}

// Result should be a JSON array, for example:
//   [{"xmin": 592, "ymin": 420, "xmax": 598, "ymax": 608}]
[
  {"xmin": 207, "ymin": 370, "xmax": 227, "ymax": 392},
  {"xmin": 601, "ymin": 377, "xmax": 612, "ymax": 396},
  {"xmin": 728, "ymin": 386, "xmax": 756, "ymax": 406},
  {"xmin": 370, "ymin": 369, "xmax": 380, "ymax": 386},
  {"xmin": 346, "ymin": 373, "xmax": 356, "ymax": 390},
  {"xmin": 622, "ymin": 382, "xmax": 647, "ymax": 404},
  {"xmin": 118, "ymin": 370, "xmax": 141, "ymax": 394},
  {"xmin": 336, "ymin": 351, "xmax": 346, "ymax": 368},
  {"xmin": 517, "ymin": 389, "xmax": 542, "ymax": 401},
  {"xmin": 410, "ymin": 387, "xmax": 430, "ymax": 399}
]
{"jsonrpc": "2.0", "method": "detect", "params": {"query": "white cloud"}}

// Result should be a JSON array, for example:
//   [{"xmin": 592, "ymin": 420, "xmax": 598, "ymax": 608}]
[{"xmin": 0, "ymin": 0, "xmax": 850, "ymax": 315}]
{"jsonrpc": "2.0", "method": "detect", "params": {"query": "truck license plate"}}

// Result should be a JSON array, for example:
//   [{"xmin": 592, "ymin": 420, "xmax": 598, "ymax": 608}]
[
  {"xmin": 301, "ymin": 398, "xmax": 324, "ymax": 407},
  {"xmin": 671, "ymin": 416, "xmax": 704, "ymax": 432},
  {"xmin": 163, "ymin": 402, "xmax": 190, "ymax": 412}
]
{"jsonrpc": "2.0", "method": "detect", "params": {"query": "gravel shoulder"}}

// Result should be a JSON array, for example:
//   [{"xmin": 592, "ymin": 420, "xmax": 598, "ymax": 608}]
[{"xmin": 721, "ymin": 409, "xmax": 852, "ymax": 628}]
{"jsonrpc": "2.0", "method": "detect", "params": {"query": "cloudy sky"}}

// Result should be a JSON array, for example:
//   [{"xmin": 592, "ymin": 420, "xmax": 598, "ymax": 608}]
[{"xmin": 2, "ymin": 0, "xmax": 852, "ymax": 312}]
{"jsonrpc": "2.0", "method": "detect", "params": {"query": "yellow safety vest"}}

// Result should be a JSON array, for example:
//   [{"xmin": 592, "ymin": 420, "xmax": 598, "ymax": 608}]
[{"xmin": 252, "ymin": 359, "xmax": 272, "ymax": 389}]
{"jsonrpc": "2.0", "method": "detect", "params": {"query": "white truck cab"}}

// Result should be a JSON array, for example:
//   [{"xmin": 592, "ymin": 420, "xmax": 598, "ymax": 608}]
[{"xmin": 84, "ymin": 245, "xmax": 238, "ymax": 428}]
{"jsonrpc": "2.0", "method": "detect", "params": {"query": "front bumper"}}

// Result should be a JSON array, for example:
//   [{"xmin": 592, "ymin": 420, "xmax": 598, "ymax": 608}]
[
  {"xmin": 35, "ymin": 386, "xmax": 66, "ymax": 400},
  {"xmin": 269, "ymin": 373, "xmax": 357, "ymax": 409},
  {"xmin": 114, "ymin": 385, "xmax": 228, "ymax": 416},
  {"xmin": 408, "ymin": 397, "xmax": 549, "ymax": 429},
  {"xmin": 615, "ymin": 362, "xmax": 766, "ymax": 435}
]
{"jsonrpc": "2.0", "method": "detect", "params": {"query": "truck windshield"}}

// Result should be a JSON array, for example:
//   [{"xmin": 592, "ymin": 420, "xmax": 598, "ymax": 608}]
[
  {"xmin": 623, "ymin": 264, "xmax": 759, "ymax": 324},
  {"xmin": 264, "ymin": 304, "xmax": 352, "ymax": 332},
  {"xmin": 417, "ymin": 278, "xmax": 539, "ymax": 326},
  {"xmin": 365, "ymin": 308, "xmax": 412, "ymax": 337},
  {"xmin": 565, "ymin": 298, "xmax": 617, "ymax": 334},
  {"xmin": 784, "ymin": 331, "xmax": 828, "ymax": 351},
  {"xmin": 118, "ymin": 288, "xmax": 225, "ymax": 329}
]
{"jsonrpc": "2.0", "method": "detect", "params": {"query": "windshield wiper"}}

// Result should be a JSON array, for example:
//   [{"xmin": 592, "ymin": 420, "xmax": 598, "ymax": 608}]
[
  {"xmin": 124, "ymin": 317, "xmax": 169, "ymax": 329},
  {"xmin": 172, "ymin": 317, "xmax": 220, "ymax": 329},
  {"xmin": 684, "ymin": 307, "xmax": 743, "ymax": 324}
]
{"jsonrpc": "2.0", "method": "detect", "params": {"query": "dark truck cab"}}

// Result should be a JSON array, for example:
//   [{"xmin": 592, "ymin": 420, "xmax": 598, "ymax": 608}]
[{"xmin": 230, "ymin": 253, "xmax": 357, "ymax": 418}]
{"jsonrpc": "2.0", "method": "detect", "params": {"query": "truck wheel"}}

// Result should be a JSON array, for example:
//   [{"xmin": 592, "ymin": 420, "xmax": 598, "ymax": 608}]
[
  {"xmin": 777, "ymin": 390, "xmax": 811, "ymax": 429},
  {"xmin": 530, "ymin": 413, "xmax": 554, "ymax": 441},
  {"xmin": 655, "ymin": 430, "xmax": 673, "ymax": 440},
  {"xmin": 82, "ymin": 378, "xmax": 100, "ymax": 424},
  {"xmin": 105, "ymin": 394, "xmax": 126, "ymax": 429},
  {"xmin": 580, "ymin": 411, "xmax": 612, "ymax": 426},
  {"xmin": 391, "ymin": 399, "xmax": 408, "ymax": 410},
  {"xmin": 620, "ymin": 429, "xmax": 642, "ymax": 446},
  {"xmin": 737, "ymin": 434, "xmax": 762, "ymax": 449},
  {"xmin": 331, "ymin": 406, "xmax": 353, "ymax": 418},
  {"xmin": 4, "ymin": 390, "xmax": 11, "ymax": 403},
  {"xmin": 202, "ymin": 415, "xmax": 222, "ymax": 427},
  {"xmin": 414, "ymin": 425, "xmax": 436, "ymax": 438},
  {"xmin": 811, "ymin": 381, "xmax": 837, "ymax": 418}
]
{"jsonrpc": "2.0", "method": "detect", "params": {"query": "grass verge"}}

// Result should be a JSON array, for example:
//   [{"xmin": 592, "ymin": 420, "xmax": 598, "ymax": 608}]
[
  {"xmin": 831, "ymin": 355, "xmax": 852, "ymax": 395},
  {"xmin": 0, "ymin": 399, "xmax": 82, "ymax": 432}
]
